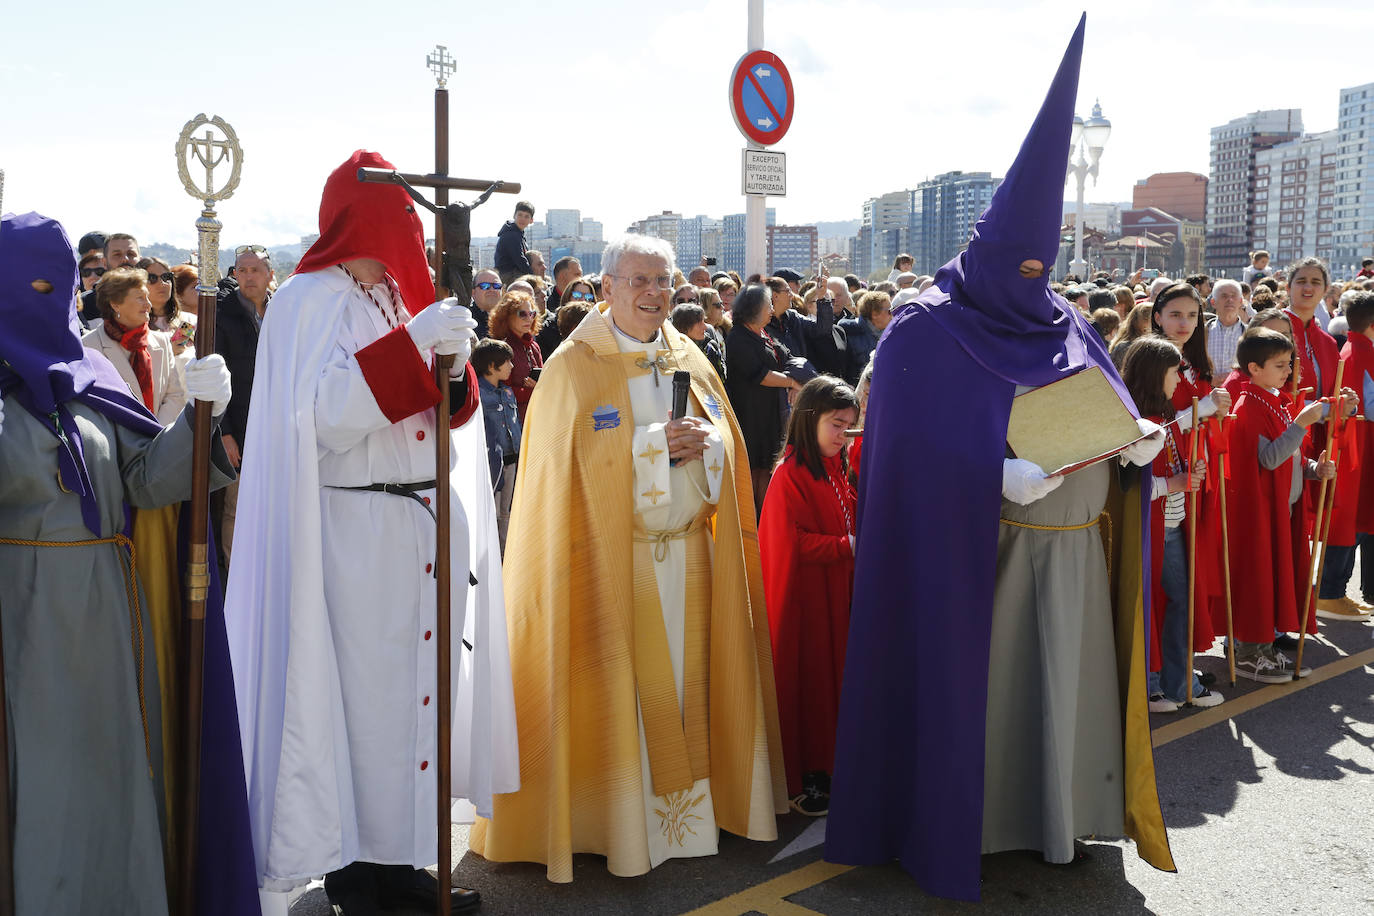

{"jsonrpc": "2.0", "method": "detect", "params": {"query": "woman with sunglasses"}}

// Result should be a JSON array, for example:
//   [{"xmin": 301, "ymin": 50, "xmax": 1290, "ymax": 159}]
[
  {"xmin": 139, "ymin": 256, "xmax": 196, "ymax": 362},
  {"xmin": 537, "ymin": 278, "xmax": 597, "ymax": 358},
  {"xmin": 489, "ymin": 289, "xmax": 543, "ymax": 422},
  {"xmin": 79, "ymin": 251, "xmax": 105, "ymax": 292}
]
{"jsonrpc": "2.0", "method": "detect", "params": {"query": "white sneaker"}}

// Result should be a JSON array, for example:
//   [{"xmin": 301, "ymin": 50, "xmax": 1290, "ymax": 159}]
[
  {"xmin": 1235, "ymin": 654, "xmax": 1291, "ymax": 684},
  {"xmin": 1270, "ymin": 650, "xmax": 1311, "ymax": 679},
  {"xmin": 1186, "ymin": 688, "xmax": 1224, "ymax": 708},
  {"xmin": 1148, "ymin": 693, "xmax": 1180, "ymax": 713}
]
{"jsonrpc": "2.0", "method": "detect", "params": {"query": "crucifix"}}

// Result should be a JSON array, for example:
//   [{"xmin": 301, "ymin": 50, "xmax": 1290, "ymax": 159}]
[{"xmin": 357, "ymin": 45, "xmax": 520, "ymax": 916}]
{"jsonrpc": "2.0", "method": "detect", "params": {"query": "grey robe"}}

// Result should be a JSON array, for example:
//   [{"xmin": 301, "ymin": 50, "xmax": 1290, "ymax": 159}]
[
  {"xmin": 982, "ymin": 458, "xmax": 1125, "ymax": 862},
  {"xmin": 0, "ymin": 398, "xmax": 231, "ymax": 914}
]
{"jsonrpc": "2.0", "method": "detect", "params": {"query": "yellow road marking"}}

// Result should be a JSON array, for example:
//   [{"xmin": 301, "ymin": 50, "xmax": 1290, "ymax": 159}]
[
  {"xmin": 679, "ymin": 859, "xmax": 852, "ymax": 916},
  {"xmin": 1153, "ymin": 645, "xmax": 1374, "ymax": 747}
]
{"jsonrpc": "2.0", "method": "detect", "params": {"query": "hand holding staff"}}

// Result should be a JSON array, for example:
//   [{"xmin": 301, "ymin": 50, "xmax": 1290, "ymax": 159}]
[{"xmin": 1295, "ymin": 359, "xmax": 1347, "ymax": 677}]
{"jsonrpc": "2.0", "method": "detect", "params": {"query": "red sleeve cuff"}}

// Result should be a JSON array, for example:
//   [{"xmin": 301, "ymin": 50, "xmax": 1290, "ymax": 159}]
[
  {"xmin": 355, "ymin": 327, "xmax": 441, "ymax": 423},
  {"xmin": 450, "ymin": 363, "xmax": 480, "ymax": 429}
]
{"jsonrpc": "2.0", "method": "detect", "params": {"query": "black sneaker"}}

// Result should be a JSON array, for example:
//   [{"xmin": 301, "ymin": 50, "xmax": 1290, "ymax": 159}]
[
  {"xmin": 1272, "ymin": 634, "xmax": 1299, "ymax": 651},
  {"xmin": 790, "ymin": 771, "xmax": 829, "ymax": 817},
  {"xmin": 1197, "ymin": 670, "xmax": 1218, "ymax": 688}
]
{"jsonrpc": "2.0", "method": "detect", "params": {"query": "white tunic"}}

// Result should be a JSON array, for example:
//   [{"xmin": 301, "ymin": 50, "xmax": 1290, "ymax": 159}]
[
  {"xmin": 225, "ymin": 266, "xmax": 518, "ymax": 899},
  {"xmin": 612, "ymin": 319, "xmax": 731, "ymax": 867}
]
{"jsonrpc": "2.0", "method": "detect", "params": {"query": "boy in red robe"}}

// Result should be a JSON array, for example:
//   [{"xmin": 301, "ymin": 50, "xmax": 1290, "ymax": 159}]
[{"xmin": 1226, "ymin": 328, "xmax": 1332, "ymax": 681}]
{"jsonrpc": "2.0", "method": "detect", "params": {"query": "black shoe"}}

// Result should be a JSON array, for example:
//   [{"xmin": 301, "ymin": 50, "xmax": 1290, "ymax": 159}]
[
  {"xmin": 324, "ymin": 863, "xmax": 383, "ymax": 916},
  {"xmin": 1197, "ymin": 670, "xmax": 1217, "ymax": 689},
  {"xmin": 376, "ymin": 865, "xmax": 481, "ymax": 913},
  {"xmin": 1272, "ymin": 633, "xmax": 1299, "ymax": 651},
  {"xmin": 790, "ymin": 771, "xmax": 829, "ymax": 817}
]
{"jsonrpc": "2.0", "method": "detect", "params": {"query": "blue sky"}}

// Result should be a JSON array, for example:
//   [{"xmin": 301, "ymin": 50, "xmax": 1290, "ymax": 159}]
[{"xmin": 2, "ymin": 0, "xmax": 1369, "ymax": 251}]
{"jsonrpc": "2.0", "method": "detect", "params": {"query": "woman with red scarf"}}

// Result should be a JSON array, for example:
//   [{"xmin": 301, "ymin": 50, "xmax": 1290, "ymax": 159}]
[
  {"xmin": 759, "ymin": 375, "xmax": 858, "ymax": 817},
  {"xmin": 488, "ymin": 289, "xmax": 542, "ymax": 422},
  {"xmin": 82, "ymin": 266, "xmax": 186, "ymax": 426}
]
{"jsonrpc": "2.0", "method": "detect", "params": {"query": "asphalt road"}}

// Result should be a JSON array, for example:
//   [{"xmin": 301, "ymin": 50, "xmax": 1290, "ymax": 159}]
[{"xmin": 289, "ymin": 615, "xmax": 1374, "ymax": 916}]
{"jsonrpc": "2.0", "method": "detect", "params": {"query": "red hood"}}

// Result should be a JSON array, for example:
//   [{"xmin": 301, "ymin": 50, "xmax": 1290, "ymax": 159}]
[{"xmin": 295, "ymin": 149, "xmax": 434, "ymax": 316}]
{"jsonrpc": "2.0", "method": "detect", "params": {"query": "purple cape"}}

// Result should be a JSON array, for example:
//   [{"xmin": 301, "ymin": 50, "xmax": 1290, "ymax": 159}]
[{"xmin": 824, "ymin": 15, "xmax": 1155, "ymax": 900}]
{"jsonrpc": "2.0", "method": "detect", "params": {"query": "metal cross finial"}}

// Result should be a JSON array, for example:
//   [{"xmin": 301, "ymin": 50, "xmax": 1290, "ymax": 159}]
[
  {"xmin": 427, "ymin": 45, "xmax": 456, "ymax": 88},
  {"xmin": 175, "ymin": 114, "xmax": 243, "ymax": 204}
]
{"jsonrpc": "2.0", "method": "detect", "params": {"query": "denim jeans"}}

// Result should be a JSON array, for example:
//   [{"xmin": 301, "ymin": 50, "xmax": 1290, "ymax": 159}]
[
  {"xmin": 1360, "ymin": 532, "xmax": 1374, "ymax": 602},
  {"xmin": 1160, "ymin": 525, "xmax": 1206, "ymax": 702},
  {"xmin": 1319, "ymin": 543, "xmax": 1357, "ymax": 600}
]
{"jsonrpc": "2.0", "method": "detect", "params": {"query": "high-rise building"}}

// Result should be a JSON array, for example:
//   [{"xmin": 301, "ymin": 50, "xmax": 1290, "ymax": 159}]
[
  {"xmin": 721, "ymin": 209, "xmax": 775, "ymax": 275},
  {"xmin": 915, "ymin": 171, "xmax": 1000, "ymax": 275},
  {"xmin": 527, "ymin": 220, "xmax": 550, "ymax": 241},
  {"xmin": 546, "ymin": 208, "xmax": 580, "ymax": 239},
  {"xmin": 579, "ymin": 218, "xmax": 603, "ymax": 242},
  {"xmin": 1334, "ymin": 82, "xmax": 1374, "ymax": 273},
  {"xmin": 677, "ymin": 216, "xmax": 703, "ymax": 269},
  {"xmin": 639, "ymin": 211, "xmax": 682, "ymax": 264},
  {"xmin": 1254, "ymin": 130, "xmax": 1339, "ymax": 266},
  {"xmin": 766, "ymin": 225, "xmax": 818, "ymax": 275},
  {"xmin": 573, "ymin": 239, "xmax": 603, "ymax": 273},
  {"xmin": 300, "ymin": 233, "xmax": 319, "ymax": 256},
  {"xmin": 700, "ymin": 218, "xmax": 722, "ymax": 267},
  {"xmin": 1206, "ymin": 109, "xmax": 1303, "ymax": 276},
  {"xmin": 1132, "ymin": 172, "xmax": 1208, "ymax": 222},
  {"xmin": 860, "ymin": 190, "xmax": 914, "ymax": 278}
]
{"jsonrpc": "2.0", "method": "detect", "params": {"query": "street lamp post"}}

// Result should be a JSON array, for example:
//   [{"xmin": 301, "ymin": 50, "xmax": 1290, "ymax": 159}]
[{"xmin": 1066, "ymin": 99, "xmax": 1110, "ymax": 278}]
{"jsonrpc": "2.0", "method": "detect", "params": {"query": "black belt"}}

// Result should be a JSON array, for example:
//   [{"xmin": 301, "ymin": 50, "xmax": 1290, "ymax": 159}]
[{"xmin": 325, "ymin": 479, "xmax": 479, "ymax": 592}]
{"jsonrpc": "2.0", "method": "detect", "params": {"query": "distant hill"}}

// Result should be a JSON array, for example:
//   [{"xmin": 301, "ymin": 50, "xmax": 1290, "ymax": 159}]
[
  {"xmin": 814, "ymin": 219, "xmax": 860, "ymax": 237},
  {"xmin": 140, "ymin": 242, "xmax": 299, "ymax": 277}
]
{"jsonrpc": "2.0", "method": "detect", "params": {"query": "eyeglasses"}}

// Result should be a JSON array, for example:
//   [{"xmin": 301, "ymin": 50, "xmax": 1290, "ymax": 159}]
[
  {"xmin": 516, "ymin": 310, "xmax": 537, "ymax": 319},
  {"xmin": 674, "ymin": 296, "xmax": 699, "ymax": 304},
  {"xmin": 235, "ymin": 244, "xmax": 270, "ymax": 258},
  {"xmin": 567, "ymin": 290, "xmax": 595, "ymax": 301},
  {"xmin": 147, "ymin": 271, "xmax": 173, "ymax": 284},
  {"xmin": 81, "ymin": 267, "xmax": 106, "ymax": 278},
  {"xmin": 609, "ymin": 273, "xmax": 673, "ymax": 290},
  {"xmin": 476, "ymin": 281, "xmax": 502, "ymax": 291}
]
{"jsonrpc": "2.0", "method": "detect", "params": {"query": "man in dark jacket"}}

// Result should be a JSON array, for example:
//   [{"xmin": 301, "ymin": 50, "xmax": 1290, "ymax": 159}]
[
  {"xmin": 214, "ymin": 244, "xmax": 272, "ymax": 563},
  {"xmin": 495, "ymin": 200, "xmax": 535, "ymax": 286}
]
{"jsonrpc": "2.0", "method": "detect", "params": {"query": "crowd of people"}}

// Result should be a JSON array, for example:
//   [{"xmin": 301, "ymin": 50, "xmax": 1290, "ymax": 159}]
[{"xmin": 3, "ymin": 19, "xmax": 1372, "ymax": 913}]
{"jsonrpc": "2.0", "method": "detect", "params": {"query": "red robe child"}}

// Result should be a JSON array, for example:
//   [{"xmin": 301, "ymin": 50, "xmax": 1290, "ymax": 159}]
[
  {"xmin": 1343, "ymin": 332, "xmax": 1374, "ymax": 534},
  {"xmin": 1225, "ymin": 381, "xmax": 1316, "ymax": 641},
  {"xmin": 1286, "ymin": 308, "xmax": 1344, "ymax": 527},
  {"xmin": 1168, "ymin": 363, "xmax": 1224, "ymax": 647},
  {"xmin": 1147, "ymin": 417, "xmax": 1217, "ymax": 669},
  {"xmin": 759, "ymin": 447, "xmax": 856, "ymax": 798}
]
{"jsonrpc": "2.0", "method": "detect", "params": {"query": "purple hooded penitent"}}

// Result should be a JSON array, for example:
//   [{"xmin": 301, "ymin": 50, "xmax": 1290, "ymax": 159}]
[{"xmin": 823, "ymin": 15, "xmax": 1155, "ymax": 900}]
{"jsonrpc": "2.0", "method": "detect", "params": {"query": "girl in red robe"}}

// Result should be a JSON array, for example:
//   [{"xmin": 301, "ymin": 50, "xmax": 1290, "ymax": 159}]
[
  {"xmin": 1152, "ymin": 283, "xmax": 1230, "ymax": 656},
  {"xmin": 1121, "ymin": 337, "xmax": 1221, "ymax": 710},
  {"xmin": 759, "ymin": 375, "xmax": 859, "ymax": 816}
]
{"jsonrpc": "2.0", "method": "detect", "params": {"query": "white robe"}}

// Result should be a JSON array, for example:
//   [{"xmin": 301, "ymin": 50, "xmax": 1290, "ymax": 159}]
[
  {"xmin": 224, "ymin": 266, "xmax": 518, "ymax": 897},
  {"xmin": 612, "ymin": 318, "xmax": 766, "ymax": 867}
]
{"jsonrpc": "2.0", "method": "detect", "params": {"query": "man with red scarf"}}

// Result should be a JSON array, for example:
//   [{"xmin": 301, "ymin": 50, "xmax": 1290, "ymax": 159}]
[{"xmin": 224, "ymin": 151, "xmax": 519, "ymax": 916}]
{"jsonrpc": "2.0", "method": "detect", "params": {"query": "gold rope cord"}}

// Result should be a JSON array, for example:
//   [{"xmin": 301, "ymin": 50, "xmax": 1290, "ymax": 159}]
[
  {"xmin": 0, "ymin": 534, "xmax": 153, "ymax": 773},
  {"xmin": 999, "ymin": 511, "xmax": 1114, "ymax": 581}
]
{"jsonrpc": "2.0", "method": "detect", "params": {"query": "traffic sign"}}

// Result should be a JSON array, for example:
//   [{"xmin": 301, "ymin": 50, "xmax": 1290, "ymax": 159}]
[
  {"xmin": 742, "ymin": 149, "xmax": 786, "ymax": 196},
  {"xmin": 730, "ymin": 50, "xmax": 794, "ymax": 146}
]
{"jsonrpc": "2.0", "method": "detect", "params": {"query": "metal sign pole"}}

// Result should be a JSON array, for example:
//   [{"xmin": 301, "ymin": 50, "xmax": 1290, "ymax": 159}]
[{"xmin": 745, "ymin": 0, "xmax": 766, "ymax": 278}]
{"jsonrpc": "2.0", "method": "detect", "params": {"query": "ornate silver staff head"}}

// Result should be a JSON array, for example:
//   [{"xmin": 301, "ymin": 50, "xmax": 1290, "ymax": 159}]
[{"xmin": 174, "ymin": 114, "xmax": 242, "ymax": 288}]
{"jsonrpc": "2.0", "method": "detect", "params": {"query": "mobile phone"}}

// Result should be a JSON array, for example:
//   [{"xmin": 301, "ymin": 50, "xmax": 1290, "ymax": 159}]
[
  {"xmin": 1142, "ymin": 268, "xmax": 1160, "ymax": 280},
  {"xmin": 704, "ymin": 257, "xmax": 717, "ymax": 266},
  {"xmin": 529, "ymin": 367, "xmax": 542, "ymax": 381}
]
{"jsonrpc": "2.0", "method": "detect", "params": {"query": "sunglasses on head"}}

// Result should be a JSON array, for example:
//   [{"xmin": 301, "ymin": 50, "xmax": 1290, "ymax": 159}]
[
  {"xmin": 81, "ymin": 266, "xmax": 106, "ymax": 278},
  {"xmin": 477, "ymin": 281, "xmax": 502, "ymax": 291},
  {"xmin": 567, "ymin": 290, "xmax": 594, "ymax": 301},
  {"xmin": 235, "ymin": 244, "xmax": 269, "ymax": 258}
]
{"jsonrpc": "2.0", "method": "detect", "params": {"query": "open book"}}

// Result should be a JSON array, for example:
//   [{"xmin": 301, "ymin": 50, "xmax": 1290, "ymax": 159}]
[{"xmin": 1006, "ymin": 365, "xmax": 1148, "ymax": 477}]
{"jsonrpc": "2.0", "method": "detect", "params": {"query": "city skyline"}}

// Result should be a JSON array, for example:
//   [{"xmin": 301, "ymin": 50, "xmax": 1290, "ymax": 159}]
[{"xmin": 4, "ymin": 1, "xmax": 1371, "ymax": 255}]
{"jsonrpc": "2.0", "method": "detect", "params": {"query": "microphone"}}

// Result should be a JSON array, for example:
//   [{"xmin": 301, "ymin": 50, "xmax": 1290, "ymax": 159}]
[{"xmin": 671, "ymin": 371, "xmax": 691, "ymax": 420}]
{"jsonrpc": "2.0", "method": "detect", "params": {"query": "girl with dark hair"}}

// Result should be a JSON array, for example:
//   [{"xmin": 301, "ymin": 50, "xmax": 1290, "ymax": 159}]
[
  {"xmin": 758, "ymin": 375, "xmax": 859, "ymax": 817},
  {"xmin": 1120, "ymin": 338, "xmax": 1223, "ymax": 711},
  {"xmin": 725, "ymin": 284, "xmax": 799, "ymax": 511}
]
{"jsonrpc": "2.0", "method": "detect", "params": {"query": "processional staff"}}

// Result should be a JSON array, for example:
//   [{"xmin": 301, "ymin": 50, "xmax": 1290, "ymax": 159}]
[
  {"xmin": 357, "ymin": 45, "xmax": 521, "ymax": 916},
  {"xmin": 173, "ymin": 113, "xmax": 243, "ymax": 916}
]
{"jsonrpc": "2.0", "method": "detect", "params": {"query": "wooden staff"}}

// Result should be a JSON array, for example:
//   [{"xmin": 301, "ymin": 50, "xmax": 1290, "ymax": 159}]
[
  {"xmin": 1215, "ymin": 416, "xmax": 1236, "ymax": 686},
  {"xmin": 1295, "ymin": 359, "xmax": 1346, "ymax": 677},
  {"xmin": 1185, "ymin": 397, "xmax": 1200, "ymax": 706}
]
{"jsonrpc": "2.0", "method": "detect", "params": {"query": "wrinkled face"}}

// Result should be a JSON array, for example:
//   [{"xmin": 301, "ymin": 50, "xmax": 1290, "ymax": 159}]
[
  {"xmin": 1155, "ymin": 296, "xmax": 1199, "ymax": 346},
  {"xmin": 106, "ymin": 238, "xmax": 140, "ymax": 268},
  {"xmin": 871, "ymin": 298, "xmax": 893, "ymax": 332},
  {"xmin": 688, "ymin": 267, "xmax": 711, "ymax": 288},
  {"xmin": 1249, "ymin": 352, "xmax": 1293, "ymax": 391},
  {"xmin": 826, "ymin": 278, "xmax": 852, "ymax": 313},
  {"xmin": 818, "ymin": 407, "xmax": 859, "ymax": 459},
  {"xmin": 111, "ymin": 284, "xmax": 152, "ymax": 329},
  {"xmin": 605, "ymin": 251, "xmax": 672, "ymax": 342},
  {"xmin": 1213, "ymin": 284, "xmax": 1243, "ymax": 320},
  {"xmin": 234, "ymin": 252, "xmax": 273, "ymax": 302},
  {"xmin": 473, "ymin": 270, "xmax": 502, "ymax": 311},
  {"xmin": 1289, "ymin": 266, "xmax": 1327, "ymax": 312}
]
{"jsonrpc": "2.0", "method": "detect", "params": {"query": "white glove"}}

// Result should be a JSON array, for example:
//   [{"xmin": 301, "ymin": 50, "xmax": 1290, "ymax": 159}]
[
  {"xmin": 1120, "ymin": 418, "xmax": 1166, "ymax": 467},
  {"xmin": 406, "ymin": 298, "xmax": 478, "ymax": 363},
  {"xmin": 184, "ymin": 353, "xmax": 232, "ymax": 418},
  {"xmin": 1002, "ymin": 458, "xmax": 1064, "ymax": 506}
]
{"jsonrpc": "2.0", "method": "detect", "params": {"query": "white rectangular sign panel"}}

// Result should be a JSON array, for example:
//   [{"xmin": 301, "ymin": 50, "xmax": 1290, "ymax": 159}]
[{"xmin": 742, "ymin": 149, "xmax": 786, "ymax": 197}]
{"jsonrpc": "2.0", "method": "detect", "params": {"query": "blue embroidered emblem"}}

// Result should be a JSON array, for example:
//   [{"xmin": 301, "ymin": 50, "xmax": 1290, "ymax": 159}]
[
  {"xmin": 592, "ymin": 405, "xmax": 621, "ymax": 430},
  {"xmin": 704, "ymin": 395, "xmax": 724, "ymax": 420}
]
